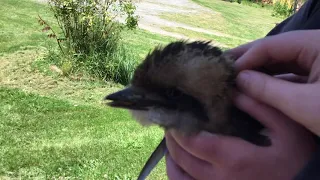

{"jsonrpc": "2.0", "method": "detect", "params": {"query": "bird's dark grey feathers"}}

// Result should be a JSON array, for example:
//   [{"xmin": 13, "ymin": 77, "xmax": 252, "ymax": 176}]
[{"xmin": 105, "ymin": 40, "xmax": 271, "ymax": 180}]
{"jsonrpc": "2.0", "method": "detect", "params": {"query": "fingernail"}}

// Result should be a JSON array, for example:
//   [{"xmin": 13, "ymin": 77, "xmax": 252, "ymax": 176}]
[
  {"xmin": 236, "ymin": 70, "xmax": 254, "ymax": 90},
  {"xmin": 198, "ymin": 131, "xmax": 216, "ymax": 137},
  {"xmin": 237, "ymin": 71, "xmax": 252, "ymax": 82}
]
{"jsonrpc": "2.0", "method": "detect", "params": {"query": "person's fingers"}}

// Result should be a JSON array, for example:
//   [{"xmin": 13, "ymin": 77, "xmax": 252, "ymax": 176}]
[
  {"xmin": 274, "ymin": 73, "xmax": 308, "ymax": 83},
  {"xmin": 165, "ymin": 132, "xmax": 215, "ymax": 180},
  {"xmin": 237, "ymin": 70, "xmax": 303, "ymax": 111},
  {"xmin": 233, "ymin": 92, "xmax": 299, "ymax": 139},
  {"xmin": 167, "ymin": 128, "xmax": 257, "ymax": 165},
  {"xmin": 237, "ymin": 70, "xmax": 320, "ymax": 133},
  {"xmin": 224, "ymin": 40, "xmax": 256, "ymax": 59},
  {"xmin": 165, "ymin": 154, "xmax": 194, "ymax": 180},
  {"xmin": 260, "ymin": 62, "xmax": 309, "ymax": 76},
  {"xmin": 224, "ymin": 41, "xmax": 276, "ymax": 75},
  {"xmin": 234, "ymin": 30, "xmax": 319, "ymax": 74}
]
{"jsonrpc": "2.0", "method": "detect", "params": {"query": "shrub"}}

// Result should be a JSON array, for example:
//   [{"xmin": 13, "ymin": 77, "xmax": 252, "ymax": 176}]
[
  {"xmin": 225, "ymin": 0, "xmax": 271, "ymax": 7},
  {"xmin": 272, "ymin": 0, "xmax": 294, "ymax": 17},
  {"xmin": 38, "ymin": 0, "xmax": 139, "ymax": 85}
]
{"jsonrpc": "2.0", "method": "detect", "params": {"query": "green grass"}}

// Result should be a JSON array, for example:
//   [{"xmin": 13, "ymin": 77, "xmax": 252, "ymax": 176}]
[
  {"xmin": 121, "ymin": 29, "xmax": 175, "ymax": 59},
  {"xmin": 160, "ymin": 0, "xmax": 284, "ymax": 45},
  {"xmin": 161, "ymin": 26, "xmax": 249, "ymax": 48},
  {"xmin": 0, "ymin": 0, "xmax": 174, "ymax": 61},
  {"xmin": 0, "ymin": 0, "xmax": 57, "ymax": 54},
  {"xmin": 0, "ymin": 50, "xmax": 168, "ymax": 179},
  {"xmin": 0, "ymin": 87, "xmax": 165, "ymax": 179},
  {"xmin": 0, "ymin": 0, "xmax": 175, "ymax": 179}
]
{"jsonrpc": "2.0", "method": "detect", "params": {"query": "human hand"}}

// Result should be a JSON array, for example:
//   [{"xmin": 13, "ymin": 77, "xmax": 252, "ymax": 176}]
[
  {"xmin": 165, "ymin": 93, "xmax": 316, "ymax": 180},
  {"xmin": 227, "ymin": 30, "xmax": 320, "ymax": 136}
]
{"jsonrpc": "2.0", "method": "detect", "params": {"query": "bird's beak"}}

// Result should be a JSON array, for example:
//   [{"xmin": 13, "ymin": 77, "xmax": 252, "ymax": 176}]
[{"xmin": 104, "ymin": 87, "xmax": 174, "ymax": 110}]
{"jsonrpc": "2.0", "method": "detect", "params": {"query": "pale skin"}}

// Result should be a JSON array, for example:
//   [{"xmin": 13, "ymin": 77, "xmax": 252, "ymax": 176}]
[{"xmin": 165, "ymin": 30, "xmax": 320, "ymax": 180}]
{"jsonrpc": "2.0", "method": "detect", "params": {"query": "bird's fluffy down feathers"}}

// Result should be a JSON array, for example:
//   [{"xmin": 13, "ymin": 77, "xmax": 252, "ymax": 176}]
[
  {"xmin": 105, "ymin": 41, "xmax": 271, "ymax": 180},
  {"xmin": 106, "ymin": 40, "xmax": 270, "ymax": 146}
]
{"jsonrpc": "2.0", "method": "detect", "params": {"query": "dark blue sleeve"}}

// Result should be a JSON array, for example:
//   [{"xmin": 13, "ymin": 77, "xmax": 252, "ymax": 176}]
[
  {"xmin": 267, "ymin": 0, "xmax": 320, "ymax": 36},
  {"xmin": 294, "ymin": 143, "xmax": 320, "ymax": 180}
]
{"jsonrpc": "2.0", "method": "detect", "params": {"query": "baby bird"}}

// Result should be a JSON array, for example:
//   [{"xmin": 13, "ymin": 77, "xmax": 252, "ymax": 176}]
[{"xmin": 105, "ymin": 41, "xmax": 270, "ymax": 180}]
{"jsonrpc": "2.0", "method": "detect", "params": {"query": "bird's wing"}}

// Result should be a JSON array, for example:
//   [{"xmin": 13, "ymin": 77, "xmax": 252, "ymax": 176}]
[{"xmin": 137, "ymin": 137, "xmax": 167, "ymax": 180}]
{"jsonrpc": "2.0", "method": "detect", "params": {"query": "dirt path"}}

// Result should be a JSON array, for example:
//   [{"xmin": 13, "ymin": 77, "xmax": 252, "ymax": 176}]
[
  {"xmin": 134, "ymin": 0, "xmax": 219, "ymax": 36},
  {"xmin": 133, "ymin": 0, "xmax": 251, "ymax": 47},
  {"xmin": 36, "ymin": 0, "xmax": 235, "ymax": 46},
  {"xmin": 132, "ymin": 0, "xmax": 233, "ymax": 46}
]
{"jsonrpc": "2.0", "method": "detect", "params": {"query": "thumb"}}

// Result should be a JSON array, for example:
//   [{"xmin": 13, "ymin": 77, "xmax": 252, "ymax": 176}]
[{"xmin": 236, "ymin": 70, "xmax": 318, "ymax": 130}]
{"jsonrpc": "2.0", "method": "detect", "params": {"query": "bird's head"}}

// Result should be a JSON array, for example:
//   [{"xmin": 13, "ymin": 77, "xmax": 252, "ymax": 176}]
[{"xmin": 105, "ymin": 41, "xmax": 236, "ymax": 131}]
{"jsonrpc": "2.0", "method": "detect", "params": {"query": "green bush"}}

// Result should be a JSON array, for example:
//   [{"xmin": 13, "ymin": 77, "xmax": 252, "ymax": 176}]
[
  {"xmin": 224, "ymin": 0, "xmax": 271, "ymax": 7},
  {"xmin": 272, "ymin": 1, "xmax": 294, "ymax": 17},
  {"xmin": 38, "ymin": 0, "xmax": 139, "ymax": 85}
]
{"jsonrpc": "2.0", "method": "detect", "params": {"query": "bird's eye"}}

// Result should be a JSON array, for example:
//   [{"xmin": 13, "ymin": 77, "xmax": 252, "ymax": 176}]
[{"xmin": 166, "ymin": 88, "xmax": 183, "ymax": 98}]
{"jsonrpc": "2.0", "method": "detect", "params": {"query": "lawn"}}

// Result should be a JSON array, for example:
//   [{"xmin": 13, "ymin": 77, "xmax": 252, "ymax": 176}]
[
  {"xmin": 0, "ymin": 87, "xmax": 166, "ymax": 179},
  {"xmin": 0, "ymin": 0, "xmax": 285, "ymax": 179},
  {"xmin": 161, "ymin": 26, "xmax": 249, "ymax": 48},
  {"xmin": 160, "ymin": 0, "xmax": 284, "ymax": 46},
  {"xmin": 0, "ymin": 0, "xmax": 173, "ymax": 179}
]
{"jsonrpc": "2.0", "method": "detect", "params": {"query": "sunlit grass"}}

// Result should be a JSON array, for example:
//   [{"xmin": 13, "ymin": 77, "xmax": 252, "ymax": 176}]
[
  {"xmin": 161, "ymin": 26, "xmax": 249, "ymax": 48},
  {"xmin": 0, "ymin": 87, "xmax": 165, "ymax": 179},
  {"xmin": 0, "ymin": 0, "xmax": 173, "ymax": 179},
  {"xmin": 160, "ymin": 0, "xmax": 284, "ymax": 41}
]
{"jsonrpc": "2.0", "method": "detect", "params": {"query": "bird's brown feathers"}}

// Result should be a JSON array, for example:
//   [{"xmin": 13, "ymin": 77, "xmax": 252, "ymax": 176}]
[
  {"xmin": 106, "ymin": 40, "xmax": 270, "ymax": 146},
  {"xmin": 105, "ymin": 40, "xmax": 270, "ymax": 180},
  {"xmin": 131, "ymin": 41, "xmax": 238, "ymax": 134}
]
